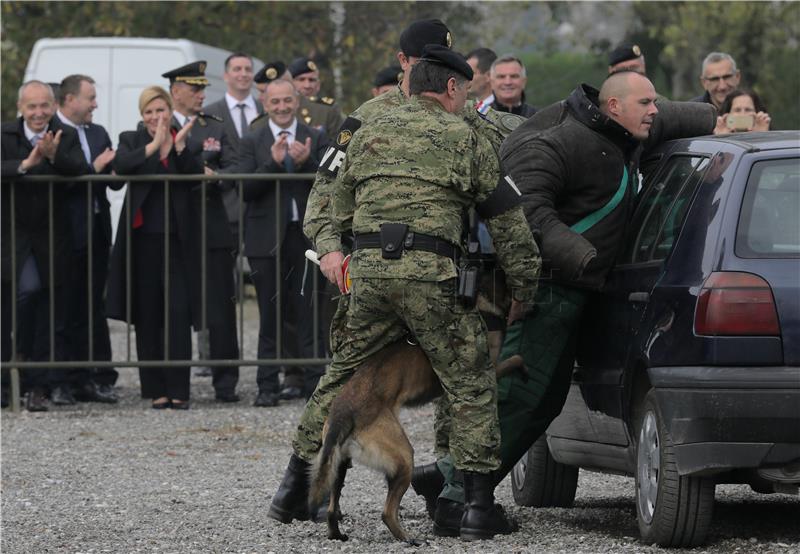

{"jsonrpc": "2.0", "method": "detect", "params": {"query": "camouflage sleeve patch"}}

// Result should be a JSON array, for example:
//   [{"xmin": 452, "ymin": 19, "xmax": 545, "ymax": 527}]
[{"xmin": 319, "ymin": 116, "xmax": 362, "ymax": 177}]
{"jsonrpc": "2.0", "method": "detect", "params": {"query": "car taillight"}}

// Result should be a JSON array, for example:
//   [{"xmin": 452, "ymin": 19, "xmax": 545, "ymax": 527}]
[{"xmin": 695, "ymin": 272, "xmax": 780, "ymax": 336}]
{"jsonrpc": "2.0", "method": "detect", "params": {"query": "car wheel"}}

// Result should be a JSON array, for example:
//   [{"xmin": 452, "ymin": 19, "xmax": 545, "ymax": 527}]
[
  {"xmin": 511, "ymin": 435, "xmax": 578, "ymax": 507},
  {"xmin": 635, "ymin": 390, "xmax": 715, "ymax": 547}
]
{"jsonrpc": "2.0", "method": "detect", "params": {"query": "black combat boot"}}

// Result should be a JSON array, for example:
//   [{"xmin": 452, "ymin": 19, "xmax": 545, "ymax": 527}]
[
  {"xmin": 459, "ymin": 471, "xmax": 517, "ymax": 541},
  {"xmin": 433, "ymin": 497, "xmax": 464, "ymax": 537},
  {"xmin": 268, "ymin": 454, "xmax": 314, "ymax": 523},
  {"xmin": 411, "ymin": 462, "xmax": 445, "ymax": 519}
]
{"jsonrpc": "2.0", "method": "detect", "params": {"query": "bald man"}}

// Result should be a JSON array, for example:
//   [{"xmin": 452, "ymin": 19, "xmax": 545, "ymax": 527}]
[{"xmin": 424, "ymin": 71, "xmax": 717, "ymax": 536}]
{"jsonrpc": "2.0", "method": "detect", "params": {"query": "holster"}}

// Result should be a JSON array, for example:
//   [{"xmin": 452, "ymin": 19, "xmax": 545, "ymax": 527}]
[{"xmin": 379, "ymin": 223, "xmax": 408, "ymax": 260}]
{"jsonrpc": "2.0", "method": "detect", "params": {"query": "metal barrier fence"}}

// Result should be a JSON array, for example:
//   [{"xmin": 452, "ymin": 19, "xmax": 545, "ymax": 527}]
[{"xmin": 1, "ymin": 173, "xmax": 332, "ymax": 412}]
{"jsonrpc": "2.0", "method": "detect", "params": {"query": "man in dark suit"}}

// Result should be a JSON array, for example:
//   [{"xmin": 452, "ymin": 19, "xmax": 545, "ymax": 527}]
[
  {"xmin": 202, "ymin": 52, "xmax": 263, "ymax": 241},
  {"xmin": 164, "ymin": 61, "xmax": 241, "ymax": 403},
  {"xmin": 236, "ymin": 78, "xmax": 329, "ymax": 407},
  {"xmin": 1, "ymin": 80, "xmax": 86, "ymax": 411},
  {"xmin": 53, "ymin": 74, "xmax": 118, "ymax": 405}
]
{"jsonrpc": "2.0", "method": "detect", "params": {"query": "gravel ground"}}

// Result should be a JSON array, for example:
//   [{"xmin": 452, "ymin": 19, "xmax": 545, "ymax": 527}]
[{"xmin": 2, "ymin": 299, "xmax": 799, "ymax": 553}]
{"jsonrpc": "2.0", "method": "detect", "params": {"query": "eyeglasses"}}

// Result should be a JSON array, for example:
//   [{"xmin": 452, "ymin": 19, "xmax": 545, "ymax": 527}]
[{"xmin": 702, "ymin": 73, "xmax": 737, "ymax": 84}]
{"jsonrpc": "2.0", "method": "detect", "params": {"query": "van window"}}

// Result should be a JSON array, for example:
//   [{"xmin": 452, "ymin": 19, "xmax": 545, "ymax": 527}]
[
  {"xmin": 629, "ymin": 155, "xmax": 709, "ymax": 263},
  {"xmin": 736, "ymin": 158, "xmax": 800, "ymax": 258}
]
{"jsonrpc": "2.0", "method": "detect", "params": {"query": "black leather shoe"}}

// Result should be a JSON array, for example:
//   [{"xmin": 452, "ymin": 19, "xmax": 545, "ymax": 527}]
[
  {"xmin": 215, "ymin": 391, "xmax": 240, "ymax": 403},
  {"xmin": 26, "ymin": 388, "xmax": 49, "ymax": 412},
  {"xmin": 253, "ymin": 391, "xmax": 279, "ymax": 407},
  {"xmin": 51, "ymin": 385, "xmax": 76, "ymax": 405},
  {"xmin": 193, "ymin": 366, "xmax": 213, "ymax": 377},
  {"xmin": 279, "ymin": 386, "xmax": 303, "ymax": 401},
  {"xmin": 460, "ymin": 472, "xmax": 517, "ymax": 541},
  {"xmin": 268, "ymin": 454, "xmax": 312, "ymax": 523},
  {"xmin": 170, "ymin": 400, "xmax": 190, "ymax": 410},
  {"xmin": 74, "ymin": 382, "xmax": 118, "ymax": 403},
  {"xmin": 433, "ymin": 498, "xmax": 464, "ymax": 537},
  {"xmin": 411, "ymin": 462, "xmax": 445, "ymax": 520}
]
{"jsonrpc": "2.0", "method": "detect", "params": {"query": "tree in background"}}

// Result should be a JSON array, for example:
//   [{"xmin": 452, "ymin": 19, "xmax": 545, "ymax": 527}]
[
  {"xmin": 633, "ymin": 1, "xmax": 800, "ymax": 129},
  {"xmin": 1, "ymin": 1, "xmax": 481, "ymax": 120},
  {"xmin": 2, "ymin": 1, "xmax": 797, "ymax": 128}
]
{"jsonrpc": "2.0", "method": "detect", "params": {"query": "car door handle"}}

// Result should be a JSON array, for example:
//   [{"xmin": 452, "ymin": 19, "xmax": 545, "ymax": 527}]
[{"xmin": 628, "ymin": 292, "xmax": 650, "ymax": 303}]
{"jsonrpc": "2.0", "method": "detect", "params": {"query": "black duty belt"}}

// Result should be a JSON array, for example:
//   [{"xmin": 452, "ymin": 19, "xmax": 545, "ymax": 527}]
[{"xmin": 353, "ymin": 231, "xmax": 461, "ymax": 261}]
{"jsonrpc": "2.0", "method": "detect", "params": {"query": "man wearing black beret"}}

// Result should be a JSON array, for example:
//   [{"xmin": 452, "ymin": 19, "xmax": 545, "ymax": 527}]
[
  {"xmin": 608, "ymin": 41, "xmax": 647, "ymax": 75},
  {"xmin": 371, "ymin": 65, "xmax": 403, "ymax": 97},
  {"xmin": 287, "ymin": 57, "xmax": 344, "ymax": 142},
  {"xmin": 251, "ymin": 61, "xmax": 289, "ymax": 130}
]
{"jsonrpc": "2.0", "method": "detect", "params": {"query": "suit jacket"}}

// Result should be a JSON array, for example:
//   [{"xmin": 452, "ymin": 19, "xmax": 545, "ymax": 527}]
[
  {"xmin": 1, "ymin": 116, "xmax": 86, "ymax": 286},
  {"xmin": 236, "ymin": 119, "xmax": 329, "ymax": 257},
  {"xmin": 65, "ymin": 121, "xmax": 114, "ymax": 251},
  {"xmin": 203, "ymin": 96, "xmax": 263, "ymax": 151},
  {"xmin": 106, "ymin": 126, "xmax": 206, "ymax": 326}
]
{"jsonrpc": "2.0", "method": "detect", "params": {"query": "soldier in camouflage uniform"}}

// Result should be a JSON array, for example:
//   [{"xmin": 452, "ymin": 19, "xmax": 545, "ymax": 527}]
[{"xmin": 268, "ymin": 19, "xmax": 534, "ymax": 535}]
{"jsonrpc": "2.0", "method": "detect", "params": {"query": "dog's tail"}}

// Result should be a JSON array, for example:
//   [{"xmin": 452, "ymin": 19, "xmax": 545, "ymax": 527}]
[{"xmin": 308, "ymin": 413, "xmax": 354, "ymax": 513}]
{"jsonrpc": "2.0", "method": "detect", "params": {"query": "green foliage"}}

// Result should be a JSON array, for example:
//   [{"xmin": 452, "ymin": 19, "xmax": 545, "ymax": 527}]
[
  {"xmin": 520, "ymin": 52, "xmax": 607, "ymax": 107},
  {"xmin": 1, "ymin": 1, "xmax": 482, "ymax": 120},
  {"xmin": 633, "ymin": 1, "xmax": 800, "ymax": 129}
]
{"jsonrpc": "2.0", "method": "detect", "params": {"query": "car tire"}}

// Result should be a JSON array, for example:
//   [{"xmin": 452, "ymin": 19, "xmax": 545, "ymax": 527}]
[
  {"xmin": 511, "ymin": 435, "xmax": 578, "ymax": 507},
  {"xmin": 635, "ymin": 390, "xmax": 715, "ymax": 547}
]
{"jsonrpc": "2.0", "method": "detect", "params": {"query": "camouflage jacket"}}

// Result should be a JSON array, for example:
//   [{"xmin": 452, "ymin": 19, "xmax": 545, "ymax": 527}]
[
  {"xmin": 302, "ymin": 86, "xmax": 525, "ymax": 259},
  {"xmin": 332, "ymin": 95, "xmax": 539, "ymax": 302}
]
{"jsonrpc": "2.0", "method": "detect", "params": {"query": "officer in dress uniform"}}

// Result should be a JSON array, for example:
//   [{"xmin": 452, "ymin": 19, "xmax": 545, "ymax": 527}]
[
  {"xmin": 286, "ymin": 57, "xmax": 345, "ymax": 142},
  {"xmin": 161, "ymin": 61, "xmax": 241, "ymax": 403}
]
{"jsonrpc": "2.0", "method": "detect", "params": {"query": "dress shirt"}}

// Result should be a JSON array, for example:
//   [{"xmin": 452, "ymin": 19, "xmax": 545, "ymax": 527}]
[
  {"xmin": 268, "ymin": 118, "xmax": 300, "ymax": 221},
  {"xmin": 225, "ymin": 93, "xmax": 258, "ymax": 137}
]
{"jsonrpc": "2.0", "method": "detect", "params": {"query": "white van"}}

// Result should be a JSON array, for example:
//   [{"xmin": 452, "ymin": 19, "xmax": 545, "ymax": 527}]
[{"xmin": 23, "ymin": 37, "xmax": 263, "ymax": 237}]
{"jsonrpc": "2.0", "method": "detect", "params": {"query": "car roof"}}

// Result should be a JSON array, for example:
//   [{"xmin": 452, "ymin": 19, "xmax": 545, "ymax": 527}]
[{"xmin": 668, "ymin": 131, "xmax": 800, "ymax": 153}]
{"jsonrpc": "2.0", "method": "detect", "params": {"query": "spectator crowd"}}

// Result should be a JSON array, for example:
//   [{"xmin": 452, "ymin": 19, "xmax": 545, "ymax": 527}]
[{"xmin": 0, "ymin": 32, "xmax": 772, "ymax": 412}]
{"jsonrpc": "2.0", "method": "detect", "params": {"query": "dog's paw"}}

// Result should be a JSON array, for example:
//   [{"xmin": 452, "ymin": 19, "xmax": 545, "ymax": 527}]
[{"xmin": 328, "ymin": 531, "xmax": 349, "ymax": 542}]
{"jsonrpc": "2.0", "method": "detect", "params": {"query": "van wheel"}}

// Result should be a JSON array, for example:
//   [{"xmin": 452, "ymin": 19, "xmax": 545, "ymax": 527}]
[
  {"xmin": 636, "ymin": 390, "xmax": 715, "ymax": 547},
  {"xmin": 511, "ymin": 435, "xmax": 578, "ymax": 507}
]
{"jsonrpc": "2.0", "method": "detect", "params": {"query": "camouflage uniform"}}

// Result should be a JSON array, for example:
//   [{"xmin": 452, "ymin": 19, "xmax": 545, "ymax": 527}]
[
  {"xmin": 294, "ymin": 87, "xmax": 531, "ymax": 465},
  {"xmin": 295, "ymin": 95, "xmax": 539, "ymax": 473}
]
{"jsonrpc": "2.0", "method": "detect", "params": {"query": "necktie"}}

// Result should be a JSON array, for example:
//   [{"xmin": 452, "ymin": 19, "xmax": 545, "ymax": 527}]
[
  {"xmin": 279, "ymin": 130, "xmax": 294, "ymax": 172},
  {"xmin": 77, "ymin": 126, "xmax": 92, "ymax": 165},
  {"xmin": 30, "ymin": 134, "xmax": 42, "ymax": 147},
  {"xmin": 236, "ymin": 103, "xmax": 248, "ymax": 138}
]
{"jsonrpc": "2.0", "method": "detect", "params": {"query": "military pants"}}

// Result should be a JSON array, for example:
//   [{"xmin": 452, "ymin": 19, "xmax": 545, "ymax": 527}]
[
  {"xmin": 292, "ymin": 276, "xmax": 501, "ymax": 474},
  {"xmin": 438, "ymin": 282, "xmax": 589, "ymax": 501}
]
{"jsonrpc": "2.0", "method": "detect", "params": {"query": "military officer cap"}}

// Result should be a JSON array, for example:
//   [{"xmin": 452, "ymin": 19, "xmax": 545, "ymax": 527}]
[
  {"xmin": 419, "ymin": 44, "xmax": 473, "ymax": 80},
  {"xmin": 373, "ymin": 65, "xmax": 403, "ymax": 88},
  {"xmin": 161, "ymin": 60, "xmax": 209, "ymax": 86},
  {"xmin": 608, "ymin": 42, "xmax": 643, "ymax": 66},
  {"xmin": 254, "ymin": 61, "xmax": 287, "ymax": 84},
  {"xmin": 399, "ymin": 19, "xmax": 452, "ymax": 57},
  {"xmin": 288, "ymin": 57, "xmax": 319, "ymax": 78}
]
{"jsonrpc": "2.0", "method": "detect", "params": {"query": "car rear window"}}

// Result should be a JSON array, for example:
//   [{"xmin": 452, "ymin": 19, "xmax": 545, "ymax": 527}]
[{"xmin": 736, "ymin": 158, "xmax": 800, "ymax": 258}]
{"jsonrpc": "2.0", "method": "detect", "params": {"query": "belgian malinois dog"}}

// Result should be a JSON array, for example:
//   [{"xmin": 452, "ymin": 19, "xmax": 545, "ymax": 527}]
[{"xmin": 307, "ymin": 336, "xmax": 523, "ymax": 544}]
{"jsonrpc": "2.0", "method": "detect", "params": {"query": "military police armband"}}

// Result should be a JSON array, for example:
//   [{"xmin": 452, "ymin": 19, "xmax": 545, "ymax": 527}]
[
  {"xmin": 319, "ymin": 116, "xmax": 362, "ymax": 177},
  {"xmin": 476, "ymin": 174, "xmax": 523, "ymax": 219}
]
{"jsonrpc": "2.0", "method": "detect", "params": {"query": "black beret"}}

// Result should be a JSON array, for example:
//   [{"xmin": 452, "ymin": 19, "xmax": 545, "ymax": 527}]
[
  {"xmin": 288, "ymin": 57, "xmax": 319, "ymax": 78},
  {"xmin": 399, "ymin": 19, "xmax": 452, "ymax": 58},
  {"xmin": 161, "ymin": 61, "xmax": 209, "ymax": 86},
  {"xmin": 419, "ymin": 44, "xmax": 473, "ymax": 80},
  {"xmin": 608, "ymin": 42, "xmax": 643, "ymax": 66},
  {"xmin": 373, "ymin": 65, "xmax": 403, "ymax": 88},
  {"xmin": 254, "ymin": 61, "xmax": 287, "ymax": 84}
]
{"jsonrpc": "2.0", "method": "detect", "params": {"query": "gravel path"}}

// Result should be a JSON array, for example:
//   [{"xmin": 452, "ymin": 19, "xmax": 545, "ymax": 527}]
[{"xmin": 3, "ymin": 301, "xmax": 799, "ymax": 553}]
